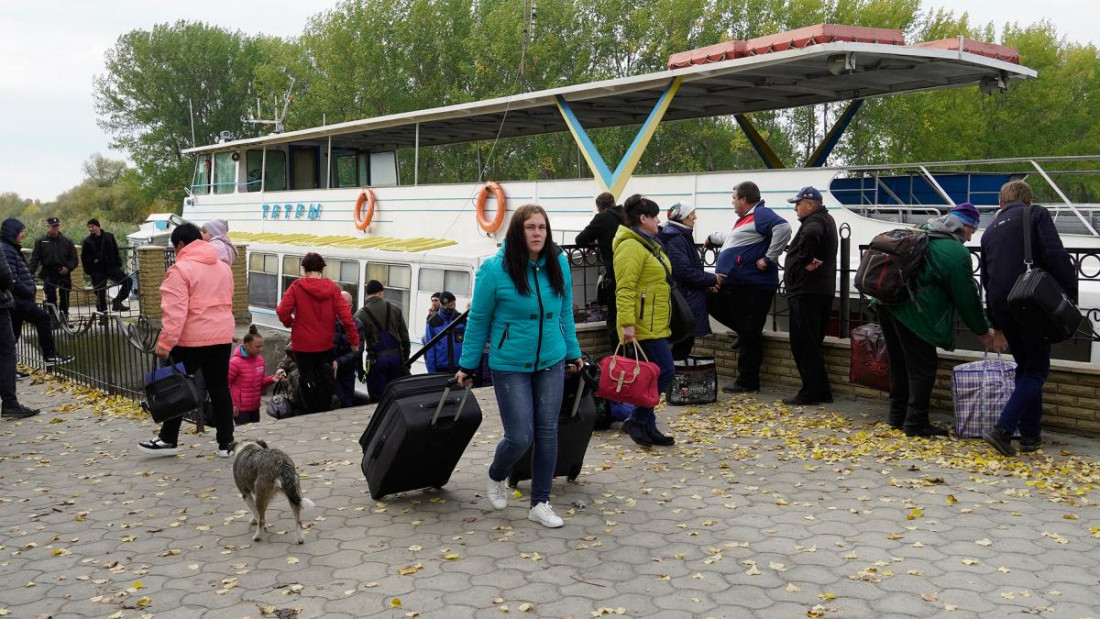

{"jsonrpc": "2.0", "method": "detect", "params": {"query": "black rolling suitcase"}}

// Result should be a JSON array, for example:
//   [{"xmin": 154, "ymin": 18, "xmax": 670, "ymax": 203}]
[
  {"xmin": 508, "ymin": 365, "xmax": 598, "ymax": 488},
  {"xmin": 359, "ymin": 374, "xmax": 482, "ymax": 500}
]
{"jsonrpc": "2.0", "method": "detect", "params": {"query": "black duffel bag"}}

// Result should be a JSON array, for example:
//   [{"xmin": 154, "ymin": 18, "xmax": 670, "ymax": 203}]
[
  {"xmin": 142, "ymin": 360, "xmax": 204, "ymax": 424},
  {"xmin": 1006, "ymin": 205, "xmax": 1083, "ymax": 344}
]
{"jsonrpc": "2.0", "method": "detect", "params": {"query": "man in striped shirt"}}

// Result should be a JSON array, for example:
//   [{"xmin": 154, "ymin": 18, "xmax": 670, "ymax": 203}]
[{"xmin": 707, "ymin": 181, "xmax": 791, "ymax": 393}]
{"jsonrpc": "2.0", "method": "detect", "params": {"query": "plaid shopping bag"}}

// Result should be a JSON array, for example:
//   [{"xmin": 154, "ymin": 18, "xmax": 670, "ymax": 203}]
[{"xmin": 952, "ymin": 355, "xmax": 1018, "ymax": 438}]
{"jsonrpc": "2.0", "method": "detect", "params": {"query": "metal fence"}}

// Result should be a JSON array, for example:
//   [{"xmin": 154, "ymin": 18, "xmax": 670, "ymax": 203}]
[
  {"xmin": 563, "ymin": 223, "xmax": 1100, "ymax": 361},
  {"xmin": 16, "ymin": 247, "xmax": 160, "ymax": 399}
]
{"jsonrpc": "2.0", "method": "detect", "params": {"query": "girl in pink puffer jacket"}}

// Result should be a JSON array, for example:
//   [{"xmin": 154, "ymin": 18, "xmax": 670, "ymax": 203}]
[{"xmin": 228, "ymin": 326, "xmax": 277, "ymax": 425}]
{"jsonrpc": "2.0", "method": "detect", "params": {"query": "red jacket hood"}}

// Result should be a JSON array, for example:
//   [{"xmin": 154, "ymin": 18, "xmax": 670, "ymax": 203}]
[{"xmin": 293, "ymin": 276, "xmax": 341, "ymax": 300}]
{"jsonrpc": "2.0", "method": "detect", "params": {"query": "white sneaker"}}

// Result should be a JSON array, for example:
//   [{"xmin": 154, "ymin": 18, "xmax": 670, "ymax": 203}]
[
  {"xmin": 216, "ymin": 448, "xmax": 231, "ymax": 458},
  {"xmin": 486, "ymin": 475, "xmax": 508, "ymax": 510},
  {"xmin": 528, "ymin": 502, "xmax": 564, "ymax": 528},
  {"xmin": 137, "ymin": 438, "xmax": 177, "ymax": 456}
]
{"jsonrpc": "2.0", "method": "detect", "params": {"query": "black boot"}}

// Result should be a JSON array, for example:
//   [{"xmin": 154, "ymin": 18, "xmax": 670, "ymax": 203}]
[
  {"xmin": 905, "ymin": 423, "xmax": 949, "ymax": 437},
  {"xmin": 1018, "ymin": 436, "xmax": 1042, "ymax": 453},
  {"xmin": 622, "ymin": 420, "xmax": 653, "ymax": 447},
  {"xmin": 984, "ymin": 427, "xmax": 1017, "ymax": 456},
  {"xmin": 646, "ymin": 424, "xmax": 675, "ymax": 447}
]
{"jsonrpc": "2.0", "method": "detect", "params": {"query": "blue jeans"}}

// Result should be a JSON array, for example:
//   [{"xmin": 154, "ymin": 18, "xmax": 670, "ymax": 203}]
[
  {"xmin": 995, "ymin": 312, "xmax": 1050, "ymax": 440},
  {"xmin": 630, "ymin": 339, "xmax": 675, "ymax": 427},
  {"xmin": 489, "ymin": 362, "xmax": 565, "ymax": 505}
]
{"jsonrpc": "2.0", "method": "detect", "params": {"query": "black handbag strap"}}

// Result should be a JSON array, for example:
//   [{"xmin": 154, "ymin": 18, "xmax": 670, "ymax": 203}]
[
  {"xmin": 645, "ymin": 242, "xmax": 679, "ymax": 291},
  {"xmin": 1021, "ymin": 204, "xmax": 1033, "ymax": 270}
]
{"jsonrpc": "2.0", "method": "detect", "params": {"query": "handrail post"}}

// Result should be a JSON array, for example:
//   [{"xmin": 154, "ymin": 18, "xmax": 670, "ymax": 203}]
[{"xmin": 839, "ymin": 223, "xmax": 851, "ymax": 338}]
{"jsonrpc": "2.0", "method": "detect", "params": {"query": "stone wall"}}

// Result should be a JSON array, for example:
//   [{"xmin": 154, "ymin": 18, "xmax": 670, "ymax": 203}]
[
  {"xmin": 136, "ymin": 244, "xmax": 250, "ymax": 324},
  {"xmin": 576, "ymin": 322, "xmax": 1100, "ymax": 435}
]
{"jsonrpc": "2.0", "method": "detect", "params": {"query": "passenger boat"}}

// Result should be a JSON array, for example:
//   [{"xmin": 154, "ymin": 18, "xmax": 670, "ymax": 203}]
[{"xmin": 173, "ymin": 24, "xmax": 1100, "ymax": 360}]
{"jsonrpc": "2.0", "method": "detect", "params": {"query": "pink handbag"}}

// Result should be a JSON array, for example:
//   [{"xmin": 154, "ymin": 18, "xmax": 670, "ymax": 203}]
[{"xmin": 596, "ymin": 343, "xmax": 661, "ymax": 408}]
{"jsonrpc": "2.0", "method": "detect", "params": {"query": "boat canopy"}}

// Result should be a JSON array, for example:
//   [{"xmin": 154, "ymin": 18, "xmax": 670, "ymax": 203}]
[{"xmin": 183, "ymin": 27, "xmax": 1034, "ymax": 156}]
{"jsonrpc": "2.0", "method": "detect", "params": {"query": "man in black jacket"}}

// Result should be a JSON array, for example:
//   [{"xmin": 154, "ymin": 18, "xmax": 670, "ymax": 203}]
[
  {"xmin": 0, "ymin": 231, "xmax": 40, "ymax": 419},
  {"xmin": 980, "ymin": 181, "xmax": 1077, "ymax": 456},
  {"xmin": 782, "ymin": 186, "xmax": 838, "ymax": 406},
  {"xmin": 576, "ymin": 192, "xmax": 626, "ymax": 340},
  {"xmin": 81, "ymin": 218, "xmax": 132, "ymax": 312},
  {"xmin": 28, "ymin": 217, "xmax": 78, "ymax": 319}
]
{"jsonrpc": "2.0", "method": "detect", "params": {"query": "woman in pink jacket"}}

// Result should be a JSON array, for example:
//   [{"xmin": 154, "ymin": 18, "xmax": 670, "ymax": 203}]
[
  {"xmin": 229, "ymin": 325, "xmax": 277, "ymax": 425},
  {"xmin": 138, "ymin": 223, "xmax": 236, "ymax": 458}
]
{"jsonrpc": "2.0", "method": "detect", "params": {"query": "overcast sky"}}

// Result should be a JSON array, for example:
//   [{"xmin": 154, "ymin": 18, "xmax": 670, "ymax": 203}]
[{"xmin": 0, "ymin": 0, "xmax": 1095, "ymax": 204}]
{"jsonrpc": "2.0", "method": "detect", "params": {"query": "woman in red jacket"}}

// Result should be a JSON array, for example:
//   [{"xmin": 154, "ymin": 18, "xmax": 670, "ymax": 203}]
[
  {"xmin": 276, "ymin": 253, "xmax": 359, "ymax": 413},
  {"xmin": 228, "ymin": 325, "xmax": 278, "ymax": 425}
]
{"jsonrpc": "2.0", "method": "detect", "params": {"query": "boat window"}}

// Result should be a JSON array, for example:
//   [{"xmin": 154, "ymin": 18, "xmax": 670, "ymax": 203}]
[
  {"xmin": 290, "ymin": 146, "xmax": 319, "ymax": 190},
  {"xmin": 333, "ymin": 151, "xmax": 360, "ymax": 188},
  {"xmin": 324, "ymin": 259, "xmax": 362, "ymax": 311},
  {"xmin": 281, "ymin": 255, "xmax": 302, "ymax": 294},
  {"xmin": 248, "ymin": 252, "xmax": 279, "ymax": 309},
  {"xmin": 213, "ymin": 152, "xmax": 236, "ymax": 194},
  {"xmin": 418, "ymin": 268, "xmax": 471, "ymax": 297},
  {"xmin": 192, "ymin": 154, "xmax": 211, "ymax": 195},
  {"xmin": 366, "ymin": 263, "xmax": 411, "ymax": 317},
  {"xmin": 244, "ymin": 150, "xmax": 288, "ymax": 193},
  {"xmin": 370, "ymin": 152, "xmax": 398, "ymax": 187}
]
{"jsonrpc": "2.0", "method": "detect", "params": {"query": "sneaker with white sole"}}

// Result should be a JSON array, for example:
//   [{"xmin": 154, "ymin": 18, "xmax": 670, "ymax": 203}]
[
  {"xmin": 486, "ymin": 474, "xmax": 508, "ymax": 510},
  {"xmin": 44, "ymin": 354, "xmax": 75, "ymax": 367},
  {"xmin": 528, "ymin": 502, "xmax": 564, "ymax": 528},
  {"xmin": 15, "ymin": 370, "xmax": 31, "ymax": 381},
  {"xmin": 216, "ymin": 448, "xmax": 231, "ymax": 458},
  {"xmin": 137, "ymin": 438, "xmax": 178, "ymax": 456}
]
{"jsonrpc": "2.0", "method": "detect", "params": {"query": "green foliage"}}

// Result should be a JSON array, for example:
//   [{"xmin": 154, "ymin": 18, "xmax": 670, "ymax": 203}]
[{"xmin": 12, "ymin": 0, "xmax": 1090, "ymax": 215}]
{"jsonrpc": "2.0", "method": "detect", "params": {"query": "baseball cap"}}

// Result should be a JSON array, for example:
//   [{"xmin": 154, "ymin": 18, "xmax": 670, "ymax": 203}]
[
  {"xmin": 787, "ymin": 186, "xmax": 822, "ymax": 203},
  {"xmin": 439, "ymin": 291, "xmax": 456, "ymax": 304},
  {"xmin": 46, "ymin": 217, "xmax": 60, "ymax": 225}
]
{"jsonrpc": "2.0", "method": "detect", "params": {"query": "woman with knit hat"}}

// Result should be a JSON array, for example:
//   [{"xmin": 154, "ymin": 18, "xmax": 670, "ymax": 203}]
[{"xmin": 657, "ymin": 202, "xmax": 722, "ymax": 360}]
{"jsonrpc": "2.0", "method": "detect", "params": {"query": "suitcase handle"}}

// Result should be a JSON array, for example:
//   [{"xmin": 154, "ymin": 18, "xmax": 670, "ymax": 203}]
[
  {"xmin": 431, "ymin": 378, "xmax": 472, "ymax": 427},
  {"xmin": 569, "ymin": 378, "xmax": 586, "ymax": 420}
]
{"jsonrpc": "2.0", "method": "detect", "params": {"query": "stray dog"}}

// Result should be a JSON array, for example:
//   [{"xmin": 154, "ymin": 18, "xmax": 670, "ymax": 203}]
[{"xmin": 229, "ymin": 439, "xmax": 315, "ymax": 544}]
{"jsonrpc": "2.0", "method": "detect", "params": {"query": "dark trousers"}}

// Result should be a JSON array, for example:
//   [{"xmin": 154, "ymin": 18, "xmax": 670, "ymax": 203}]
[
  {"xmin": 671, "ymin": 336, "xmax": 695, "ymax": 361},
  {"xmin": 235, "ymin": 409, "xmax": 260, "ymax": 425},
  {"xmin": 158, "ymin": 343, "xmax": 234, "ymax": 449},
  {"xmin": 42, "ymin": 272, "xmax": 72, "ymax": 315},
  {"xmin": 11, "ymin": 298, "xmax": 57, "ymax": 357},
  {"xmin": 878, "ymin": 309, "xmax": 938, "ymax": 430},
  {"xmin": 0, "ymin": 309, "xmax": 18, "ymax": 411},
  {"xmin": 90, "ymin": 269, "xmax": 132, "ymax": 312},
  {"xmin": 605, "ymin": 294, "xmax": 619, "ymax": 343},
  {"xmin": 296, "ymin": 350, "xmax": 335, "ymax": 413},
  {"xmin": 366, "ymin": 354, "xmax": 403, "ymax": 402},
  {"xmin": 334, "ymin": 362, "xmax": 358, "ymax": 408},
  {"xmin": 710, "ymin": 285, "xmax": 775, "ymax": 389},
  {"xmin": 788, "ymin": 294, "xmax": 833, "ymax": 400},
  {"xmin": 994, "ymin": 310, "xmax": 1050, "ymax": 440},
  {"xmin": 631, "ymin": 338, "xmax": 676, "ymax": 427}
]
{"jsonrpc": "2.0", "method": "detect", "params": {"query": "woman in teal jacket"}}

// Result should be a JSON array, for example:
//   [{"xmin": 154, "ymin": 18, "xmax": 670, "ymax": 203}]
[{"xmin": 457, "ymin": 204, "xmax": 583, "ymax": 528}]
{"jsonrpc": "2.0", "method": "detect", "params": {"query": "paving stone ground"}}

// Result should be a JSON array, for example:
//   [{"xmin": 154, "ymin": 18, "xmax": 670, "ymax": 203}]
[{"xmin": 2, "ymin": 374, "xmax": 1099, "ymax": 618}]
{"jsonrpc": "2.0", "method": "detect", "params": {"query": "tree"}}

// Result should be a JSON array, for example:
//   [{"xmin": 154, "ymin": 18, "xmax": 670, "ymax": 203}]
[
  {"xmin": 82, "ymin": 153, "xmax": 127, "ymax": 188},
  {"xmin": 93, "ymin": 21, "xmax": 276, "ymax": 207}
]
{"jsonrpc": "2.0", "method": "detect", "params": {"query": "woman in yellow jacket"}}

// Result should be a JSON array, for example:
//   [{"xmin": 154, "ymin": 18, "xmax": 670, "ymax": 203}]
[{"xmin": 613, "ymin": 194, "xmax": 676, "ymax": 447}]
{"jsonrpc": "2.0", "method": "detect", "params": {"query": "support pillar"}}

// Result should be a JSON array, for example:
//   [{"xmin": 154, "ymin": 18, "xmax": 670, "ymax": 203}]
[
  {"xmin": 232, "ymin": 243, "xmax": 251, "ymax": 324},
  {"xmin": 136, "ymin": 246, "xmax": 168, "ymax": 320}
]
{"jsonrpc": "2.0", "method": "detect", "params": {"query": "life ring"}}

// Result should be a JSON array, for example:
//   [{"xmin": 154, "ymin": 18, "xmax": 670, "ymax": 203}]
[
  {"xmin": 354, "ymin": 187, "xmax": 376, "ymax": 230},
  {"xmin": 475, "ymin": 181, "xmax": 506, "ymax": 233}
]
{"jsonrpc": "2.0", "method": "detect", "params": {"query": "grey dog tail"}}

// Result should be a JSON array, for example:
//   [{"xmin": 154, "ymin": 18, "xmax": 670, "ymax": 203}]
[{"xmin": 278, "ymin": 465, "xmax": 314, "ymax": 510}]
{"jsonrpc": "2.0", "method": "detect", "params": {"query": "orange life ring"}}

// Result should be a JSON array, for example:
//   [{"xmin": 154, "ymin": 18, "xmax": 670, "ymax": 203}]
[
  {"xmin": 354, "ymin": 187, "xmax": 376, "ymax": 230},
  {"xmin": 475, "ymin": 181, "xmax": 506, "ymax": 233}
]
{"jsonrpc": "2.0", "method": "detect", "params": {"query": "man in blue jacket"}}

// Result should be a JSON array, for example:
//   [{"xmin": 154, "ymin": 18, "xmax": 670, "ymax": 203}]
[
  {"xmin": 707, "ymin": 181, "xmax": 791, "ymax": 393},
  {"xmin": 0, "ymin": 218, "xmax": 74, "ymax": 368},
  {"xmin": 0, "ymin": 229, "xmax": 40, "ymax": 419},
  {"xmin": 424, "ymin": 291, "xmax": 465, "ymax": 374},
  {"xmin": 980, "ymin": 181, "xmax": 1077, "ymax": 456}
]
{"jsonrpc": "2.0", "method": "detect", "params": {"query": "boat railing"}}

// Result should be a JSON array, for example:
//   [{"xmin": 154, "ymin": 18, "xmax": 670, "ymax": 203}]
[{"xmin": 834, "ymin": 155, "xmax": 1100, "ymax": 236}]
